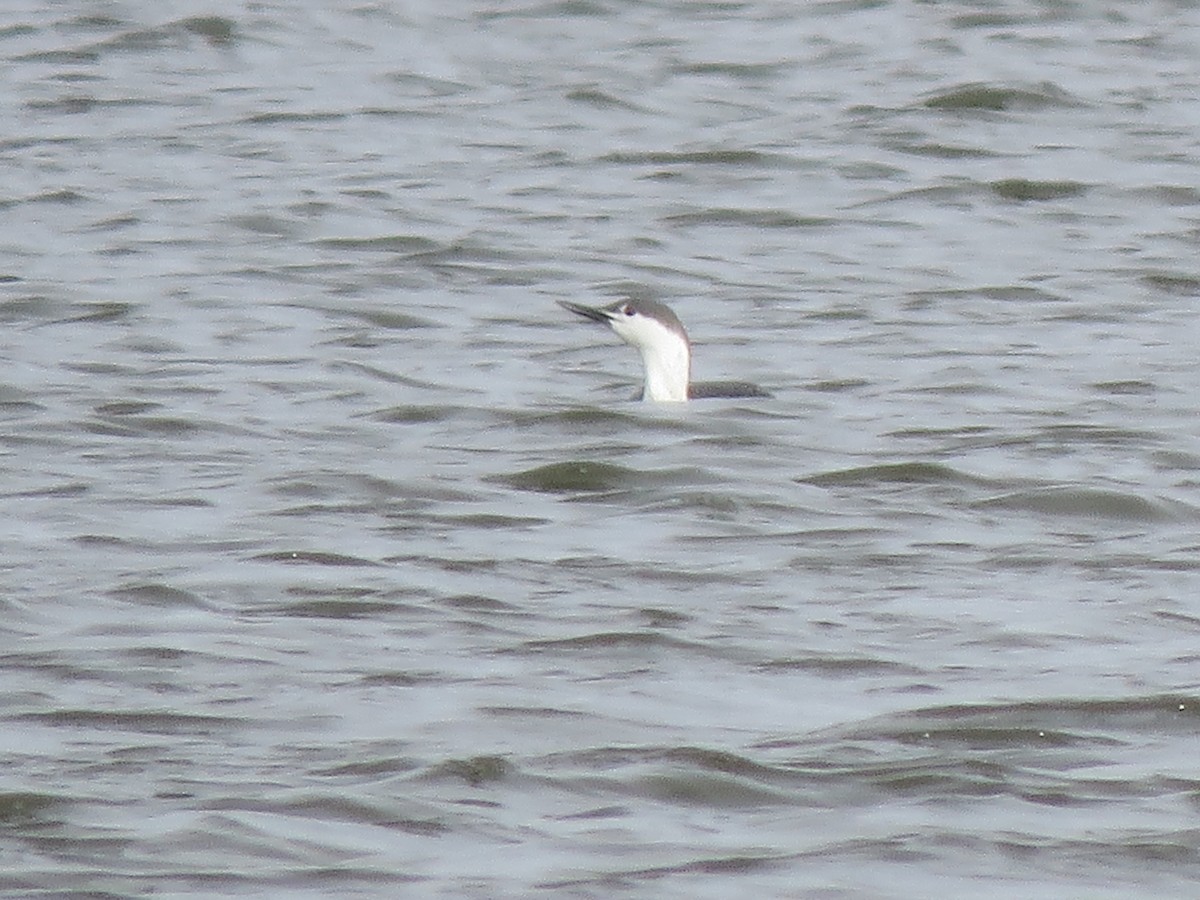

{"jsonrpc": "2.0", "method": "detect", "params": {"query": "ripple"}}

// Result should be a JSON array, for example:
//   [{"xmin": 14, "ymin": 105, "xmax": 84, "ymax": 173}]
[
  {"xmin": 661, "ymin": 208, "xmax": 835, "ymax": 229},
  {"xmin": 0, "ymin": 792, "xmax": 60, "ymax": 825},
  {"xmin": 493, "ymin": 460, "xmax": 703, "ymax": 493},
  {"xmin": 799, "ymin": 461, "xmax": 991, "ymax": 487},
  {"xmin": 16, "ymin": 709, "xmax": 244, "ymax": 735},
  {"xmin": 1143, "ymin": 272, "xmax": 1200, "ymax": 297},
  {"xmin": 249, "ymin": 550, "xmax": 383, "ymax": 566},
  {"xmin": 975, "ymin": 487, "xmax": 1188, "ymax": 522},
  {"xmin": 990, "ymin": 178, "xmax": 1091, "ymax": 201},
  {"xmin": 921, "ymin": 81, "xmax": 1084, "ymax": 111},
  {"xmin": 599, "ymin": 149, "xmax": 805, "ymax": 168}
]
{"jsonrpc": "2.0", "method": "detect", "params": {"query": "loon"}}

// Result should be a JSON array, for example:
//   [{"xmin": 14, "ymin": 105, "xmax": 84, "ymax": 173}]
[{"xmin": 558, "ymin": 299, "xmax": 770, "ymax": 402}]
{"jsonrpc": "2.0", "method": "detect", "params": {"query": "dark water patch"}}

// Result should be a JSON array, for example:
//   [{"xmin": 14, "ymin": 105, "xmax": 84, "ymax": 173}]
[
  {"xmin": 806, "ymin": 377, "xmax": 870, "ymax": 392},
  {"xmin": 904, "ymin": 284, "xmax": 1067, "ymax": 306},
  {"xmin": 830, "ymin": 696, "xmax": 1199, "ymax": 750},
  {"xmin": 687, "ymin": 433, "xmax": 769, "ymax": 453},
  {"xmin": 227, "ymin": 213, "xmax": 300, "ymax": 237},
  {"xmin": 0, "ymin": 792, "xmax": 61, "ymax": 825},
  {"xmin": 332, "ymin": 361, "xmax": 444, "ymax": 390},
  {"xmin": 1034, "ymin": 423, "xmax": 1161, "ymax": 448},
  {"xmin": 7, "ymin": 481, "xmax": 89, "ymax": 499},
  {"xmin": 634, "ymin": 768, "xmax": 794, "ymax": 808},
  {"xmin": 0, "ymin": 651, "xmax": 113, "ymax": 685},
  {"xmin": 12, "ymin": 47, "xmax": 100, "ymax": 64},
  {"xmin": 892, "ymin": 142, "xmax": 1001, "ymax": 159},
  {"xmin": 851, "ymin": 182, "xmax": 989, "ymax": 210},
  {"xmin": 1074, "ymin": 553, "xmax": 1200, "ymax": 576},
  {"xmin": 406, "ymin": 238, "xmax": 523, "ymax": 266},
  {"xmin": 905, "ymin": 381, "xmax": 1001, "ymax": 397},
  {"xmin": 551, "ymin": 804, "xmax": 628, "ymax": 821},
  {"xmin": 312, "ymin": 754, "xmax": 420, "ymax": 779},
  {"xmin": 603, "ymin": 558, "xmax": 750, "ymax": 589},
  {"xmin": 839, "ymin": 159, "xmax": 906, "ymax": 181},
  {"xmin": 357, "ymin": 671, "xmax": 445, "ymax": 689},
  {"xmin": 661, "ymin": 208, "xmax": 834, "ymax": 229},
  {"xmin": 0, "ymin": 399, "xmax": 44, "ymax": 416},
  {"xmin": 244, "ymin": 111, "xmax": 351, "ymax": 126},
  {"xmin": 493, "ymin": 460, "xmax": 642, "ymax": 493},
  {"xmin": 342, "ymin": 307, "xmax": 436, "ymax": 329},
  {"xmin": 1091, "ymin": 379, "xmax": 1156, "ymax": 395},
  {"xmin": 286, "ymin": 584, "xmax": 425, "ymax": 603},
  {"xmin": 373, "ymin": 404, "xmax": 457, "ymax": 424},
  {"xmin": 25, "ymin": 189, "xmax": 88, "ymax": 206},
  {"xmin": 264, "ymin": 472, "xmax": 428, "ymax": 502},
  {"xmin": 94, "ymin": 400, "xmax": 162, "ymax": 416},
  {"xmin": 147, "ymin": 497, "xmax": 213, "ymax": 509},
  {"xmin": 310, "ymin": 234, "xmax": 441, "ymax": 254},
  {"xmin": 976, "ymin": 487, "xmax": 1184, "ymax": 522},
  {"xmin": 660, "ymin": 746, "xmax": 788, "ymax": 781},
  {"xmin": 430, "ymin": 512, "xmax": 549, "ymax": 530},
  {"xmin": 1155, "ymin": 610, "xmax": 1200, "ymax": 631},
  {"xmin": 757, "ymin": 655, "xmax": 917, "ymax": 677},
  {"xmin": 249, "ymin": 550, "xmax": 383, "ymax": 567},
  {"xmin": 922, "ymin": 81, "xmax": 1083, "ymax": 111},
  {"xmin": 27, "ymin": 96, "xmax": 162, "ymax": 114},
  {"xmin": 479, "ymin": 0, "xmax": 613, "ymax": 20},
  {"xmin": 258, "ymin": 598, "xmax": 404, "ymax": 619},
  {"xmin": 948, "ymin": 11, "xmax": 1024, "ymax": 27},
  {"xmin": 600, "ymin": 149, "xmax": 803, "ymax": 168},
  {"xmin": 108, "ymin": 583, "xmax": 207, "ymax": 608},
  {"xmin": 641, "ymin": 489, "xmax": 740, "ymax": 515},
  {"xmin": 1142, "ymin": 272, "xmax": 1200, "ymax": 296},
  {"xmin": 1134, "ymin": 185, "xmax": 1200, "ymax": 206},
  {"xmin": 111, "ymin": 335, "xmax": 187, "ymax": 355},
  {"xmin": 673, "ymin": 61, "xmax": 787, "ymax": 80},
  {"xmin": 1152, "ymin": 449, "xmax": 1200, "ymax": 471},
  {"xmin": 518, "ymin": 631, "xmax": 707, "ymax": 656},
  {"xmin": 394, "ymin": 556, "xmax": 500, "ymax": 576},
  {"xmin": 179, "ymin": 16, "xmax": 236, "ymax": 47},
  {"xmin": 481, "ymin": 705, "xmax": 590, "ymax": 720},
  {"xmin": 508, "ymin": 406, "xmax": 679, "ymax": 432},
  {"xmin": 73, "ymin": 534, "xmax": 133, "ymax": 547},
  {"xmin": 427, "ymin": 755, "xmax": 512, "ymax": 787},
  {"xmin": 441, "ymin": 594, "xmax": 522, "ymax": 613},
  {"xmin": 121, "ymin": 646, "xmax": 192, "ymax": 664},
  {"xmin": 203, "ymin": 793, "xmax": 445, "ymax": 835},
  {"xmin": 566, "ymin": 87, "xmax": 644, "ymax": 111},
  {"xmin": 0, "ymin": 24, "xmax": 36, "ymax": 39},
  {"xmin": 17, "ymin": 709, "xmax": 242, "ymax": 736},
  {"xmin": 991, "ymin": 178, "xmax": 1090, "ymax": 201},
  {"xmin": 540, "ymin": 745, "xmax": 801, "ymax": 805},
  {"xmin": 55, "ymin": 301, "xmax": 134, "ymax": 325},
  {"xmin": 637, "ymin": 607, "xmax": 691, "ymax": 627},
  {"xmin": 82, "ymin": 415, "xmax": 202, "ymax": 438},
  {"xmin": 383, "ymin": 71, "xmax": 474, "ymax": 97},
  {"xmin": 78, "ymin": 16, "xmax": 237, "ymax": 54},
  {"xmin": 799, "ymin": 461, "xmax": 989, "ymax": 487},
  {"xmin": 802, "ymin": 304, "xmax": 871, "ymax": 321},
  {"xmin": 85, "ymin": 213, "xmax": 141, "ymax": 232}
]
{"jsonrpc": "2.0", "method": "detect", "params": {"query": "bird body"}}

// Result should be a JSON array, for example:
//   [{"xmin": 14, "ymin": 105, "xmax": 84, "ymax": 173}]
[{"xmin": 558, "ymin": 299, "xmax": 769, "ymax": 402}]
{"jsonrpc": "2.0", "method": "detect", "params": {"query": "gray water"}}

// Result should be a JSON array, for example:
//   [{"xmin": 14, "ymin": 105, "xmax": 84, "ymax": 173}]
[{"xmin": 3, "ymin": 1, "xmax": 1200, "ymax": 897}]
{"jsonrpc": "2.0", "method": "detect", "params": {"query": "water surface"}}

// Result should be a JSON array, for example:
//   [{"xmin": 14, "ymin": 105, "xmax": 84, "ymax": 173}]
[{"xmin": 2, "ymin": 1, "xmax": 1200, "ymax": 897}]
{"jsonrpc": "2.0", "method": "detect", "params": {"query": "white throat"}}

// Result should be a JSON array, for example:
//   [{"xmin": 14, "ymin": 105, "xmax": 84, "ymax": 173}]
[{"xmin": 633, "ymin": 330, "xmax": 690, "ymax": 402}]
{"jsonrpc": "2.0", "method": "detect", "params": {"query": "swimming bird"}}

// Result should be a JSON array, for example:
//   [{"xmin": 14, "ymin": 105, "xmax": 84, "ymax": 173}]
[{"xmin": 558, "ymin": 298, "xmax": 770, "ymax": 402}]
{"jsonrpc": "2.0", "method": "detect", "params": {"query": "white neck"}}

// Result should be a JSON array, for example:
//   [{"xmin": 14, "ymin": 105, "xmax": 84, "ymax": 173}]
[{"xmin": 639, "ymin": 336, "xmax": 690, "ymax": 402}]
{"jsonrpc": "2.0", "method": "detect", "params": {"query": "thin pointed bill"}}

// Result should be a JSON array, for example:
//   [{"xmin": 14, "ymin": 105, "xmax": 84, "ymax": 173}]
[{"xmin": 558, "ymin": 300, "xmax": 614, "ymax": 325}]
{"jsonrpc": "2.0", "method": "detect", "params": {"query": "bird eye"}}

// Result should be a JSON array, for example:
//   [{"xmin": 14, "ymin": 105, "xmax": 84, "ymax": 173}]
[{"xmin": 623, "ymin": 305, "xmax": 635, "ymax": 316}]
